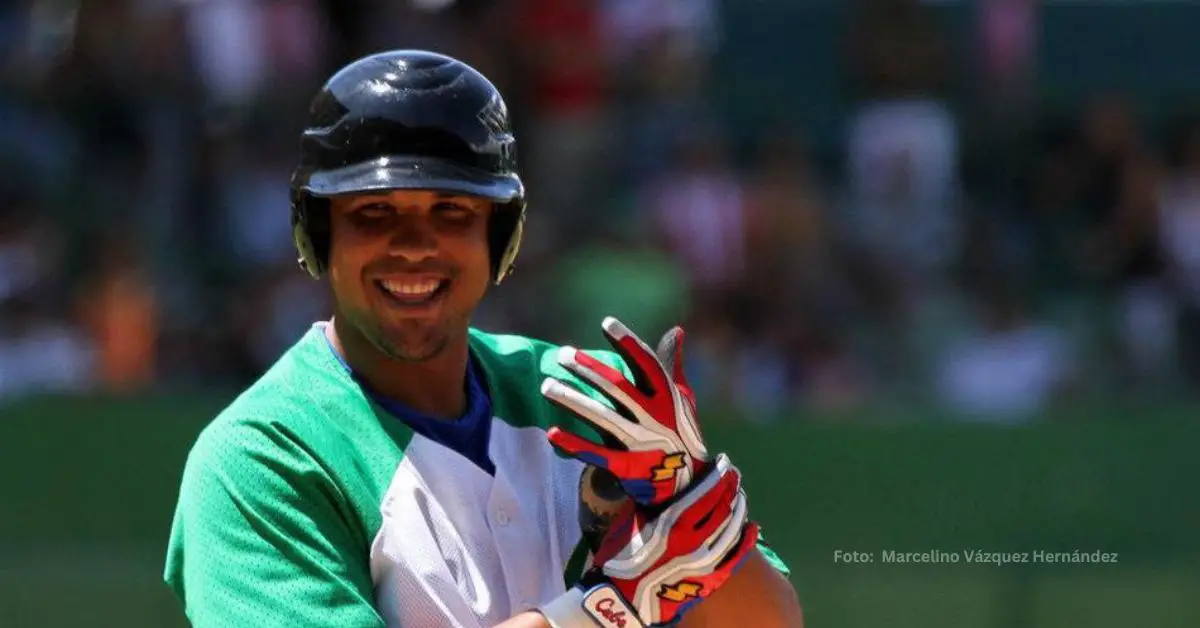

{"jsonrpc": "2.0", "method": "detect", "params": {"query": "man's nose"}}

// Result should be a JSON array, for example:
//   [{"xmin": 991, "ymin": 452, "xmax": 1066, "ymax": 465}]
[{"xmin": 386, "ymin": 217, "xmax": 438, "ymax": 262}]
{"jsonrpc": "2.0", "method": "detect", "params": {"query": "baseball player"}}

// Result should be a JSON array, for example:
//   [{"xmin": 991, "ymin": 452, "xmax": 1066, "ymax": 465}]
[{"xmin": 164, "ymin": 50, "xmax": 803, "ymax": 628}]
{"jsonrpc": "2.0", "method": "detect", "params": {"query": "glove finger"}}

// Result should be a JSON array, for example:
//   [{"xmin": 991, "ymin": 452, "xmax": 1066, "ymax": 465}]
[
  {"xmin": 679, "ymin": 463, "xmax": 741, "ymax": 537},
  {"xmin": 623, "ymin": 456, "xmax": 732, "ymax": 564},
  {"xmin": 718, "ymin": 520, "xmax": 760, "ymax": 574},
  {"xmin": 561, "ymin": 347, "xmax": 686, "ymax": 448},
  {"xmin": 662, "ymin": 487, "xmax": 750, "ymax": 584},
  {"xmin": 558, "ymin": 347, "xmax": 644, "ymax": 417},
  {"xmin": 547, "ymin": 426, "xmax": 622, "ymax": 468},
  {"xmin": 662, "ymin": 454, "xmax": 730, "ymax": 517},
  {"xmin": 604, "ymin": 462, "xmax": 742, "ymax": 579},
  {"xmin": 631, "ymin": 519, "xmax": 759, "ymax": 627},
  {"xmin": 655, "ymin": 326, "xmax": 687, "ymax": 386},
  {"xmin": 656, "ymin": 326, "xmax": 698, "ymax": 416},
  {"xmin": 600, "ymin": 319, "xmax": 697, "ymax": 450},
  {"xmin": 607, "ymin": 462, "xmax": 729, "ymax": 576},
  {"xmin": 549, "ymin": 426, "xmax": 687, "ymax": 504},
  {"xmin": 601, "ymin": 317, "xmax": 671, "ymax": 397},
  {"xmin": 690, "ymin": 520, "xmax": 760, "ymax": 601},
  {"xmin": 655, "ymin": 327, "xmax": 709, "ymax": 462},
  {"xmin": 541, "ymin": 378, "xmax": 664, "ymax": 450},
  {"xmin": 701, "ymin": 487, "xmax": 749, "ymax": 561}
]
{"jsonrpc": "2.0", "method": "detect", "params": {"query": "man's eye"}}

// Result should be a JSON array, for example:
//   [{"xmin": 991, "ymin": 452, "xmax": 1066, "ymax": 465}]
[
  {"xmin": 435, "ymin": 204, "xmax": 472, "ymax": 219},
  {"xmin": 353, "ymin": 204, "xmax": 391, "ymax": 219}
]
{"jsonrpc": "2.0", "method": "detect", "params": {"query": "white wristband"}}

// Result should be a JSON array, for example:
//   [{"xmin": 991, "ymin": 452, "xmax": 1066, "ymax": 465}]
[{"xmin": 538, "ymin": 584, "xmax": 645, "ymax": 628}]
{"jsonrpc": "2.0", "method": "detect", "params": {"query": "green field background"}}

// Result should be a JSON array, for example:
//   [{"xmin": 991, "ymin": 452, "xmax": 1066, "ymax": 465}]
[{"xmin": 0, "ymin": 395, "xmax": 1196, "ymax": 627}]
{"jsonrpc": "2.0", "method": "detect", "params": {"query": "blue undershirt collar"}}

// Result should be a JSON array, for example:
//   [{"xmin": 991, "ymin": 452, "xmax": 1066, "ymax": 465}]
[{"xmin": 318, "ymin": 323, "xmax": 496, "ymax": 476}]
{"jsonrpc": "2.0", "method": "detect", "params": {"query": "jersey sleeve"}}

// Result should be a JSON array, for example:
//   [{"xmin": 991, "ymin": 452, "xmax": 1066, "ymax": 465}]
[
  {"xmin": 164, "ymin": 418, "xmax": 386, "ymax": 628},
  {"xmin": 755, "ymin": 535, "xmax": 791, "ymax": 577}
]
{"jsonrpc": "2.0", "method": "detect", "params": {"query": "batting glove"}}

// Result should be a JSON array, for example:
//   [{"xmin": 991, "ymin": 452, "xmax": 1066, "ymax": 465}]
[
  {"xmin": 539, "ymin": 454, "xmax": 759, "ymax": 628},
  {"xmin": 542, "ymin": 317, "xmax": 708, "ymax": 506}
]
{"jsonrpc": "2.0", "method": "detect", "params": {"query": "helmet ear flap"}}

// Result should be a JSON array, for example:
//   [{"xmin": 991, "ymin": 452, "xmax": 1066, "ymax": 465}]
[
  {"xmin": 491, "ymin": 203, "xmax": 526, "ymax": 285},
  {"xmin": 293, "ymin": 221, "xmax": 322, "ymax": 278},
  {"xmin": 292, "ymin": 195, "xmax": 330, "ymax": 278}
]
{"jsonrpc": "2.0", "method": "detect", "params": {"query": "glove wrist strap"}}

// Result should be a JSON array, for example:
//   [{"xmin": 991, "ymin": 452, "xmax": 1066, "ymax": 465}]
[{"xmin": 539, "ymin": 583, "xmax": 646, "ymax": 628}]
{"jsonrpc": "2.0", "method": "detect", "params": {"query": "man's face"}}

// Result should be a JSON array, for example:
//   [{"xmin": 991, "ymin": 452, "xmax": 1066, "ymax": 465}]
[{"xmin": 326, "ymin": 189, "xmax": 493, "ymax": 362}]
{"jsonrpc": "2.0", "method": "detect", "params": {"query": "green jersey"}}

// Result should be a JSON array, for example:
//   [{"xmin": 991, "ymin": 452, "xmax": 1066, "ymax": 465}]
[{"xmin": 164, "ymin": 323, "xmax": 787, "ymax": 627}]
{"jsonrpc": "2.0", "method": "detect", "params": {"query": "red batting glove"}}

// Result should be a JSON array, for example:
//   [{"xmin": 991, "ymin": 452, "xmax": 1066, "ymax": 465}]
[
  {"xmin": 542, "ymin": 317, "xmax": 709, "ymax": 506},
  {"xmin": 539, "ymin": 454, "xmax": 759, "ymax": 628}
]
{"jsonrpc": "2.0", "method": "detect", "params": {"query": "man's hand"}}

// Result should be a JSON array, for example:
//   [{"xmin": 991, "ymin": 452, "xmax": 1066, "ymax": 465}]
[
  {"xmin": 539, "ymin": 455, "xmax": 759, "ymax": 628},
  {"xmin": 542, "ymin": 317, "xmax": 708, "ymax": 506}
]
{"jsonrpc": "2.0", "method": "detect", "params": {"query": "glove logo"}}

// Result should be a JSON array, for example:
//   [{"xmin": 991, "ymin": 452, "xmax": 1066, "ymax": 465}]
[
  {"xmin": 651, "ymin": 454, "xmax": 687, "ymax": 482},
  {"xmin": 658, "ymin": 581, "xmax": 703, "ymax": 603},
  {"xmin": 582, "ymin": 584, "xmax": 638, "ymax": 628},
  {"xmin": 594, "ymin": 598, "xmax": 628, "ymax": 627}
]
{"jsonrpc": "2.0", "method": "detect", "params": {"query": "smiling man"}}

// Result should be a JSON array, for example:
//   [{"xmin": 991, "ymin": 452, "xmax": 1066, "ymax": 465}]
[{"xmin": 163, "ymin": 50, "xmax": 803, "ymax": 628}]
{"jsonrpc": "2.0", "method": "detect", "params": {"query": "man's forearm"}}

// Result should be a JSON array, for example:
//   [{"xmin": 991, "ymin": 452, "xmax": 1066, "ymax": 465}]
[
  {"xmin": 494, "ymin": 611, "xmax": 551, "ymax": 628},
  {"xmin": 504, "ymin": 551, "xmax": 802, "ymax": 628},
  {"xmin": 680, "ymin": 550, "xmax": 804, "ymax": 627}
]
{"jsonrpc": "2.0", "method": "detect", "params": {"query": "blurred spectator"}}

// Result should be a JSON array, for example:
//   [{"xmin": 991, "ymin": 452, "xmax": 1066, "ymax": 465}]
[
  {"xmin": 1112, "ymin": 152, "xmax": 1171, "ymax": 385},
  {"xmin": 611, "ymin": 31, "xmax": 713, "ymax": 193},
  {"xmin": 599, "ymin": 0, "xmax": 720, "ymax": 65},
  {"xmin": 936, "ymin": 280, "xmax": 1076, "ymax": 422},
  {"xmin": 1071, "ymin": 97, "xmax": 1161, "ymax": 285},
  {"xmin": 215, "ymin": 139, "xmax": 297, "ymax": 272},
  {"xmin": 544, "ymin": 225, "xmax": 690, "ymax": 348},
  {"xmin": 677, "ymin": 300, "xmax": 737, "ymax": 409},
  {"xmin": 0, "ymin": 295, "xmax": 96, "ymax": 399},
  {"xmin": 1020, "ymin": 124, "xmax": 1091, "ymax": 298},
  {"xmin": 77, "ymin": 234, "xmax": 159, "ymax": 393},
  {"xmin": 838, "ymin": 107, "xmax": 965, "ymax": 387},
  {"xmin": 976, "ymin": 0, "xmax": 1037, "ymax": 110},
  {"xmin": 741, "ymin": 128, "xmax": 846, "ymax": 324},
  {"xmin": 728, "ymin": 323, "xmax": 792, "ymax": 420},
  {"xmin": 0, "ymin": 198, "xmax": 94, "ymax": 399},
  {"xmin": 1070, "ymin": 97, "xmax": 1168, "ymax": 384},
  {"xmin": 512, "ymin": 0, "xmax": 614, "ymax": 259},
  {"xmin": 0, "ymin": 194, "xmax": 60, "ymax": 304},
  {"xmin": 228, "ymin": 263, "xmax": 331, "ymax": 384},
  {"xmin": 313, "ymin": 0, "xmax": 368, "ymax": 67},
  {"xmin": 845, "ymin": 0, "xmax": 950, "ymax": 104},
  {"xmin": 642, "ymin": 128, "xmax": 746, "ymax": 299},
  {"xmin": 790, "ymin": 320, "xmax": 871, "ymax": 413},
  {"xmin": 0, "ymin": 1, "xmax": 78, "ymax": 198},
  {"xmin": 181, "ymin": 0, "xmax": 326, "ymax": 113},
  {"xmin": 1157, "ymin": 115, "xmax": 1200, "ymax": 385},
  {"xmin": 1, "ymin": 0, "xmax": 1197, "ymax": 417},
  {"xmin": 48, "ymin": 0, "xmax": 150, "ymax": 230},
  {"xmin": 740, "ymin": 128, "xmax": 868, "ymax": 411},
  {"xmin": 841, "ymin": 0, "xmax": 963, "ymax": 369},
  {"xmin": 841, "ymin": 105, "xmax": 963, "ymax": 293}
]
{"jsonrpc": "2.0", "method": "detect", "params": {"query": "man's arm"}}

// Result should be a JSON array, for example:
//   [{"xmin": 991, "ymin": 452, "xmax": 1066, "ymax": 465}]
[
  {"xmin": 680, "ymin": 549, "xmax": 804, "ymax": 627},
  {"xmin": 520, "ymin": 550, "xmax": 801, "ymax": 628},
  {"xmin": 495, "ymin": 613, "xmax": 552, "ymax": 628},
  {"xmin": 164, "ymin": 419, "xmax": 386, "ymax": 628}
]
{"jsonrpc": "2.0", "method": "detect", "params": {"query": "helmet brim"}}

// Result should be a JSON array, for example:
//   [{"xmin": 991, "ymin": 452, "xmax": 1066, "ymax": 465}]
[{"xmin": 301, "ymin": 156, "xmax": 524, "ymax": 204}]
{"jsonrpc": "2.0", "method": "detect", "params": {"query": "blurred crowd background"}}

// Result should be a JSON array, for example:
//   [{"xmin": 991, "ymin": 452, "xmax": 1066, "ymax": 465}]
[
  {"xmin": 4, "ymin": 0, "xmax": 1200, "ymax": 424},
  {"xmin": 3, "ymin": 3, "xmax": 1199, "ymax": 627}
]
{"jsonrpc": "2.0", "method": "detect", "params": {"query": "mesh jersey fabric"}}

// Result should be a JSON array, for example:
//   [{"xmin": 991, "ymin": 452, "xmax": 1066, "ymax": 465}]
[{"xmin": 163, "ymin": 322, "xmax": 790, "ymax": 627}]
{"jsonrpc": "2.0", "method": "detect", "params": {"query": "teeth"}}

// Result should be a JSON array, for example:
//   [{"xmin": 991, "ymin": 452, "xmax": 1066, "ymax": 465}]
[{"xmin": 381, "ymin": 279, "xmax": 441, "ymax": 297}]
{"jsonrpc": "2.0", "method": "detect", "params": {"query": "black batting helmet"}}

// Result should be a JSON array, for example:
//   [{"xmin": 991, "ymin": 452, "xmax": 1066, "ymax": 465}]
[{"xmin": 290, "ymin": 50, "xmax": 526, "ymax": 284}]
